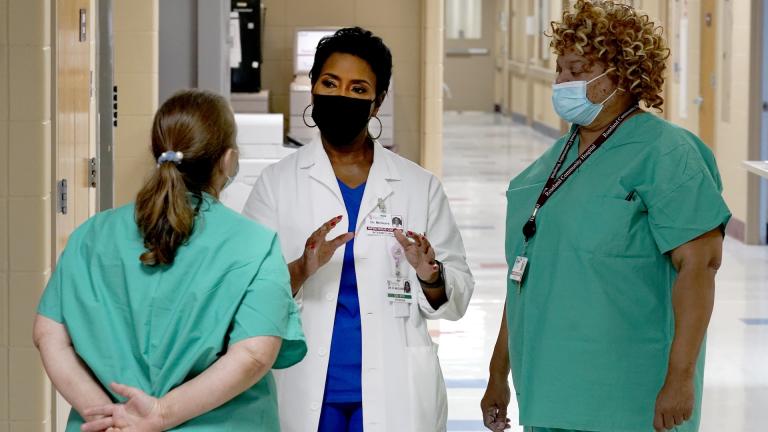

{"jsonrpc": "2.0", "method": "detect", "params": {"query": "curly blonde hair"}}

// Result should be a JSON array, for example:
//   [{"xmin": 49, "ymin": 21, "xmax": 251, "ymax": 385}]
[{"xmin": 549, "ymin": 0, "xmax": 670, "ymax": 110}]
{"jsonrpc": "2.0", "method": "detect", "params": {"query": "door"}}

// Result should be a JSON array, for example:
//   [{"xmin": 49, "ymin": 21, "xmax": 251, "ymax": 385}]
[
  {"xmin": 444, "ymin": 0, "xmax": 497, "ymax": 112},
  {"xmin": 54, "ymin": 0, "xmax": 97, "ymax": 429},
  {"xmin": 698, "ymin": 0, "xmax": 717, "ymax": 149}
]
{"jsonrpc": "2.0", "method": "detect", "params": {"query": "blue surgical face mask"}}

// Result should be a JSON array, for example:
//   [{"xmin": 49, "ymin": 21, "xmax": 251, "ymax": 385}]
[{"xmin": 551, "ymin": 70, "xmax": 619, "ymax": 126}]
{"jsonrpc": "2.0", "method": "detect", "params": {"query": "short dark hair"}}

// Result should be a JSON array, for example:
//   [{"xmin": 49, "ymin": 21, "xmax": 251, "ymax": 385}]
[{"xmin": 309, "ymin": 27, "xmax": 393, "ymax": 105}]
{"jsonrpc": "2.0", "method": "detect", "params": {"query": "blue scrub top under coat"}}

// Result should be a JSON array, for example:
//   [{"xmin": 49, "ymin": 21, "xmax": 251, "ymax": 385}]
[{"xmin": 324, "ymin": 179, "xmax": 367, "ymax": 403}]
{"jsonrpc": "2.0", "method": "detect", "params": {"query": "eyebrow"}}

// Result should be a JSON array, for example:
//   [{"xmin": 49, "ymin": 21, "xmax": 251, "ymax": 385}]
[{"xmin": 321, "ymin": 73, "xmax": 373, "ymax": 87}]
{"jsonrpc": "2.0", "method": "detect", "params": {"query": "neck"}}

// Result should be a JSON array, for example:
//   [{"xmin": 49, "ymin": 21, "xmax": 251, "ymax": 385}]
[
  {"xmin": 321, "ymin": 132, "xmax": 374, "ymax": 165},
  {"xmin": 578, "ymin": 95, "xmax": 636, "ymax": 153}
]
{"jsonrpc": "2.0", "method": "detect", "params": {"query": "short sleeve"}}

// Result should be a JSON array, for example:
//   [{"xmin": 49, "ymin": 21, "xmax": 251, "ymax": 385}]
[
  {"xmin": 228, "ymin": 236, "xmax": 307, "ymax": 369},
  {"xmin": 37, "ymin": 250, "xmax": 68, "ymax": 323},
  {"xmin": 644, "ymin": 143, "xmax": 732, "ymax": 254}
]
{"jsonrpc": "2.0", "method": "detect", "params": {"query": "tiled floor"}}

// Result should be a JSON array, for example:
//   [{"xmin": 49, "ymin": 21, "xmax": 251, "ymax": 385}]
[{"xmin": 437, "ymin": 112, "xmax": 768, "ymax": 432}]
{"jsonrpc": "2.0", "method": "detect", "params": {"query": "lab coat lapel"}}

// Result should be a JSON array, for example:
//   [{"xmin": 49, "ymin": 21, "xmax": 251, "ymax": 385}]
[
  {"xmin": 299, "ymin": 137, "xmax": 344, "ymax": 211},
  {"xmin": 354, "ymin": 142, "xmax": 400, "ymax": 256}
]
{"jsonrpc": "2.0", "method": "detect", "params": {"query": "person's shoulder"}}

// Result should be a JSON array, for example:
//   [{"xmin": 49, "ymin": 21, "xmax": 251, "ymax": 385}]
[
  {"xmin": 257, "ymin": 148, "xmax": 302, "ymax": 181},
  {"xmin": 508, "ymin": 132, "xmax": 571, "ymax": 189},
  {"xmin": 385, "ymin": 147, "xmax": 437, "ymax": 183},
  {"xmin": 63, "ymin": 203, "xmax": 137, "ymax": 252},
  {"xmin": 637, "ymin": 113, "xmax": 715, "ymax": 162},
  {"xmin": 208, "ymin": 200, "xmax": 277, "ymax": 241}
]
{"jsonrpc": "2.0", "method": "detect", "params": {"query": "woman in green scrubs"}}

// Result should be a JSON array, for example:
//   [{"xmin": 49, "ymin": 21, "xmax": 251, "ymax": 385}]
[
  {"xmin": 481, "ymin": 2, "xmax": 731, "ymax": 432},
  {"xmin": 33, "ymin": 90, "xmax": 306, "ymax": 431}
]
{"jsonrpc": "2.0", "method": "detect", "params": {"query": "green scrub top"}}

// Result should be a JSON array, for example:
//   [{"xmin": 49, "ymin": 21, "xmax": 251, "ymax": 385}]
[
  {"xmin": 37, "ymin": 194, "xmax": 307, "ymax": 431},
  {"xmin": 505, "ymin": 113, "xmax": 731, "ymax": 432}
]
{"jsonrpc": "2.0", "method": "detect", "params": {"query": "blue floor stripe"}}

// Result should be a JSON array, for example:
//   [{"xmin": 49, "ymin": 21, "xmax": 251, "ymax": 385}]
[
  {"xmin": 447, "ymin": 420, "xmax": 487, "ymax": 431},
  {"xmin": 445, "ymin": 378, "xmax": 488, "ymax": 389},
  {"xmin": 741, "ymin": 318, "xmax": 768, "ymax": 325}
]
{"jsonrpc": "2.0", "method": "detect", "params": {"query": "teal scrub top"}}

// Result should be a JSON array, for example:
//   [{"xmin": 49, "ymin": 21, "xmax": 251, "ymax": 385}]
[
  {"xmin": 505, "ymin": 113, "xmax": 731, "ymax": 432},
  {"xmin": 38, "ymin": 194, "xmax": 307, "ymax": 431}
]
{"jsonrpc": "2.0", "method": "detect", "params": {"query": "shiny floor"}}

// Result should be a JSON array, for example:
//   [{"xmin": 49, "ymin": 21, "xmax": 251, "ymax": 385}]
[{"xmin": 436, "ymin": 112, "xmax": 768, "ymax": 432}]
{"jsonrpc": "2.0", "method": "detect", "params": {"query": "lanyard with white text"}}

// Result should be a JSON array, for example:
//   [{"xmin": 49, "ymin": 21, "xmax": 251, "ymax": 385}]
[{"xmin": 521, "ymin": 105, "xmax": 639, "ymax": 244}]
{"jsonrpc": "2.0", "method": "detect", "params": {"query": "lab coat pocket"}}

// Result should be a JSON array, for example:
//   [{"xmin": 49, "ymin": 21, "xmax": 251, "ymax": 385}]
[
  {"xmin": 579, "ymin": 196, "xmax": 653, "ymax": 257},
  {"xmin": 406, "ymin": 344, "xmax": 448, "ymax": 432}
]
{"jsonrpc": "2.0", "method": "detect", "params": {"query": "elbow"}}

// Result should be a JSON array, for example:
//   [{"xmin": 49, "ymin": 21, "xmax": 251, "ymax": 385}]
[
  {"xmin": 707, "ymin": 255, "xmax": 722, "ymax": 273},
  {"xmin": 235, "ymin": 336, "xmax": 282, "ymax": 378}
]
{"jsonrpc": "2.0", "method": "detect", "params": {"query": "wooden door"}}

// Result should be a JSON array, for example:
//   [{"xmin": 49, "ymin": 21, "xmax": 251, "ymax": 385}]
[
  {"xmin": 54, "ymin": 0, "xmax": 96, "ymax": 429},
  {"xmin": 699, "ymin": 0, "xmax": 717, "ymax": 149}
]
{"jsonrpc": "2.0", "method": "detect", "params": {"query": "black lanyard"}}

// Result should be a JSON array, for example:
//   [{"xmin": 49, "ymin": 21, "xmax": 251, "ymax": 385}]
[{"xmin": 522, "ymin": 105, "xmax": 639, "ymax": 242}]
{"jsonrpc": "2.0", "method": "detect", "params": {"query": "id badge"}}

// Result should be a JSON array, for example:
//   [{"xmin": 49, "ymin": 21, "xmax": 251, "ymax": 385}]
[
  {"xmin": 387, "ymin": 278, "xmax": 414, "ymax": 304},
  {"xmin": 365, "ymin": 213, "xmax": 405, "ymax": 237},
  {"xmin": 509, "ymin": 256, "xmax": 528, "ymax": 283}
]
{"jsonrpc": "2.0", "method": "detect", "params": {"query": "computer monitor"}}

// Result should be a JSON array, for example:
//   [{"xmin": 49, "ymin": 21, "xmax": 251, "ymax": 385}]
[{"xmin": 294, "ymin": 28, "xmax": 338, "ymax": 75}]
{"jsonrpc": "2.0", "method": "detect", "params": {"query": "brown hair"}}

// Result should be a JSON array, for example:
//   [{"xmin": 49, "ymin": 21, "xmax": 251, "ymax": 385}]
[
  {"xmin": 548, "ymin": 0, "xmax": 670, "ymax": 110},
  {"xmin": 135, "ymin": 89, "xmax": 236, "ymax": 266}
]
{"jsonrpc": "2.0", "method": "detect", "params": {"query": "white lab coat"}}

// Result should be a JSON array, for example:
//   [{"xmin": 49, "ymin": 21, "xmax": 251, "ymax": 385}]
[{"xmin": 242, "ymin": 137, "xmax": 474, "ymax": 432}]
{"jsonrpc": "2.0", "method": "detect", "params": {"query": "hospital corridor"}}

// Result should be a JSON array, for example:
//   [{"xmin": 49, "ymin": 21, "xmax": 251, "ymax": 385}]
[{"xmin": 1, "ymin": 0, "xmax": 768, "ymax": 431}]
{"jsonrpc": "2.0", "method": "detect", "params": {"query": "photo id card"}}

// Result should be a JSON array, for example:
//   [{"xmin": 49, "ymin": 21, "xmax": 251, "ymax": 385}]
[
  {"xmin": 509, "ymin": 256, "xmax": 528, "ymax": 283},
  {"xmin": 386, "ymin": 278, "xmax": 414, "ymax": 304},
  {"xmin": 365, "ymin": 213, "xmax": 405, "ymax": 237}
]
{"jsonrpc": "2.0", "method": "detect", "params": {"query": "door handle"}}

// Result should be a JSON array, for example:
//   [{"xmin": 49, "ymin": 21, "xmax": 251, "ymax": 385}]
[{"xmin": 693, "ymin": 96, "xmax": 704, "ymax": 106}]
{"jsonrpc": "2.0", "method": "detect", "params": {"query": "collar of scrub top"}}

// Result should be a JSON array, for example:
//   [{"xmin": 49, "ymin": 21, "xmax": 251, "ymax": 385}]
[{"xmin": 298, "ymin": 135, "xmax": 402, "ymax": 249}]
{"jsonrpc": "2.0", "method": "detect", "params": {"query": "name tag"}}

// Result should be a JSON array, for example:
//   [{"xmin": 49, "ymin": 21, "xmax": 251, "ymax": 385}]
[
  {"xmin": 386, "ymin": 278, "xmax": 414, "ymax": 304},
  {"xmin": 509, "ymin": 256, "xmax": 528, "ymax": 283},
  {"xmin": 365, "ymin": 212, "xmax": 404, "ymax": 237}
]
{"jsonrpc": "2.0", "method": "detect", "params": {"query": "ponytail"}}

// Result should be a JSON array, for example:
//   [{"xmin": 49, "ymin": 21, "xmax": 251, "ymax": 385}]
[{"xmin": 135, "ymin": 163, "xmax": 197, "ymax": 266}]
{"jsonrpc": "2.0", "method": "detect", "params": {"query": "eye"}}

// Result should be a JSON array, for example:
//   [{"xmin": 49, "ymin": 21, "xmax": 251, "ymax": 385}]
[
  {"xmin": 352, "ymin": 86, "xmax": 368, "ymax": 94},
  {"xmin": 321, "ymin": 79, "xmax": 337, "ymax": 88}
]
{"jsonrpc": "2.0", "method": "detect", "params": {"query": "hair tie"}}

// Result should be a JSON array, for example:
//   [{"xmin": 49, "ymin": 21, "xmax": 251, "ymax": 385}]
[{"xmin": 156, "ymin": 151, "xmax": 184, "ymax": 167}]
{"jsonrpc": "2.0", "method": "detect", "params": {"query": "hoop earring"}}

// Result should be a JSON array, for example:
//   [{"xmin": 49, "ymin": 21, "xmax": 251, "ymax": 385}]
[
  {"xmin": 368, "ymin": 115, "xmax": 383, "ymax": 141},
  {"xmin": 303, "ymin": 104, "xmax": 316, "ymax": 128}
]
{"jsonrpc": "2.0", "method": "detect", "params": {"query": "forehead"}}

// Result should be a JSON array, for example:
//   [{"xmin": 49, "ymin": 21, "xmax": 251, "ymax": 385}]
[
  {"xmin": 319, "ymin": 53, "xmax": 376, "ymax": 81},
  {"xmin": 556, "ymin": 46, "xmax": 604, "ymax": 67},
  {"xmin": 557, "ymin": 46, "xmax": 588, "ymax": 62}
]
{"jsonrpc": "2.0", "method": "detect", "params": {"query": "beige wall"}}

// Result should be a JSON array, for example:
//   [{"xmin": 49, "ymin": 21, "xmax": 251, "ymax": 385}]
[
  {"xmin": 664, "ymin": 0, "xmax": 701, "ymax": 133},
  {"xmin": 506, "ymin": 0, "xmax": 563, "ymax": 134},
  {"xmin": 1, "ymin": 0, "xmax": 55, "ymax": 430},
  {"xmin": 421, "ymin": 0, "xmax": 444, "ymax": 176},
  {"xmin": 260, "ymin": 0, "xmax": 425, "ymax": 163},
  {"xmin": 113, "ymin": 0, "xmax": 159, "ymax": 207}
]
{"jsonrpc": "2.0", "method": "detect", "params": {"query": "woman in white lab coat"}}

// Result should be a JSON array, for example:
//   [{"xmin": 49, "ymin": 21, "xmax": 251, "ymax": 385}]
[{"xmin": 243, "ymin": 27, "xmax": 474, "ymax": 432}]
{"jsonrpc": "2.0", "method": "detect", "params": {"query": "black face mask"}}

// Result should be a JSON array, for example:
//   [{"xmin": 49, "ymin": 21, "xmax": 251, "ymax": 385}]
[{"xmin": 311, "ymin": 94, "xmax": 375, "ymax": 147}]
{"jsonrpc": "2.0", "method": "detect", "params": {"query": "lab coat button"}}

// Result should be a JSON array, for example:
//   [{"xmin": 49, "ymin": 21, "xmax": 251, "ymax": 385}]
[
  {"xmin": 325, "ymin": 293, "xmax": 334, "ymax": 302},
  {"xmin": 318, "ymin": 347, "xmax": 328, "ymax": 356},
  {"xmin": 310, "ymin": 402, "xmax": 320, "ymax": 411}
]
